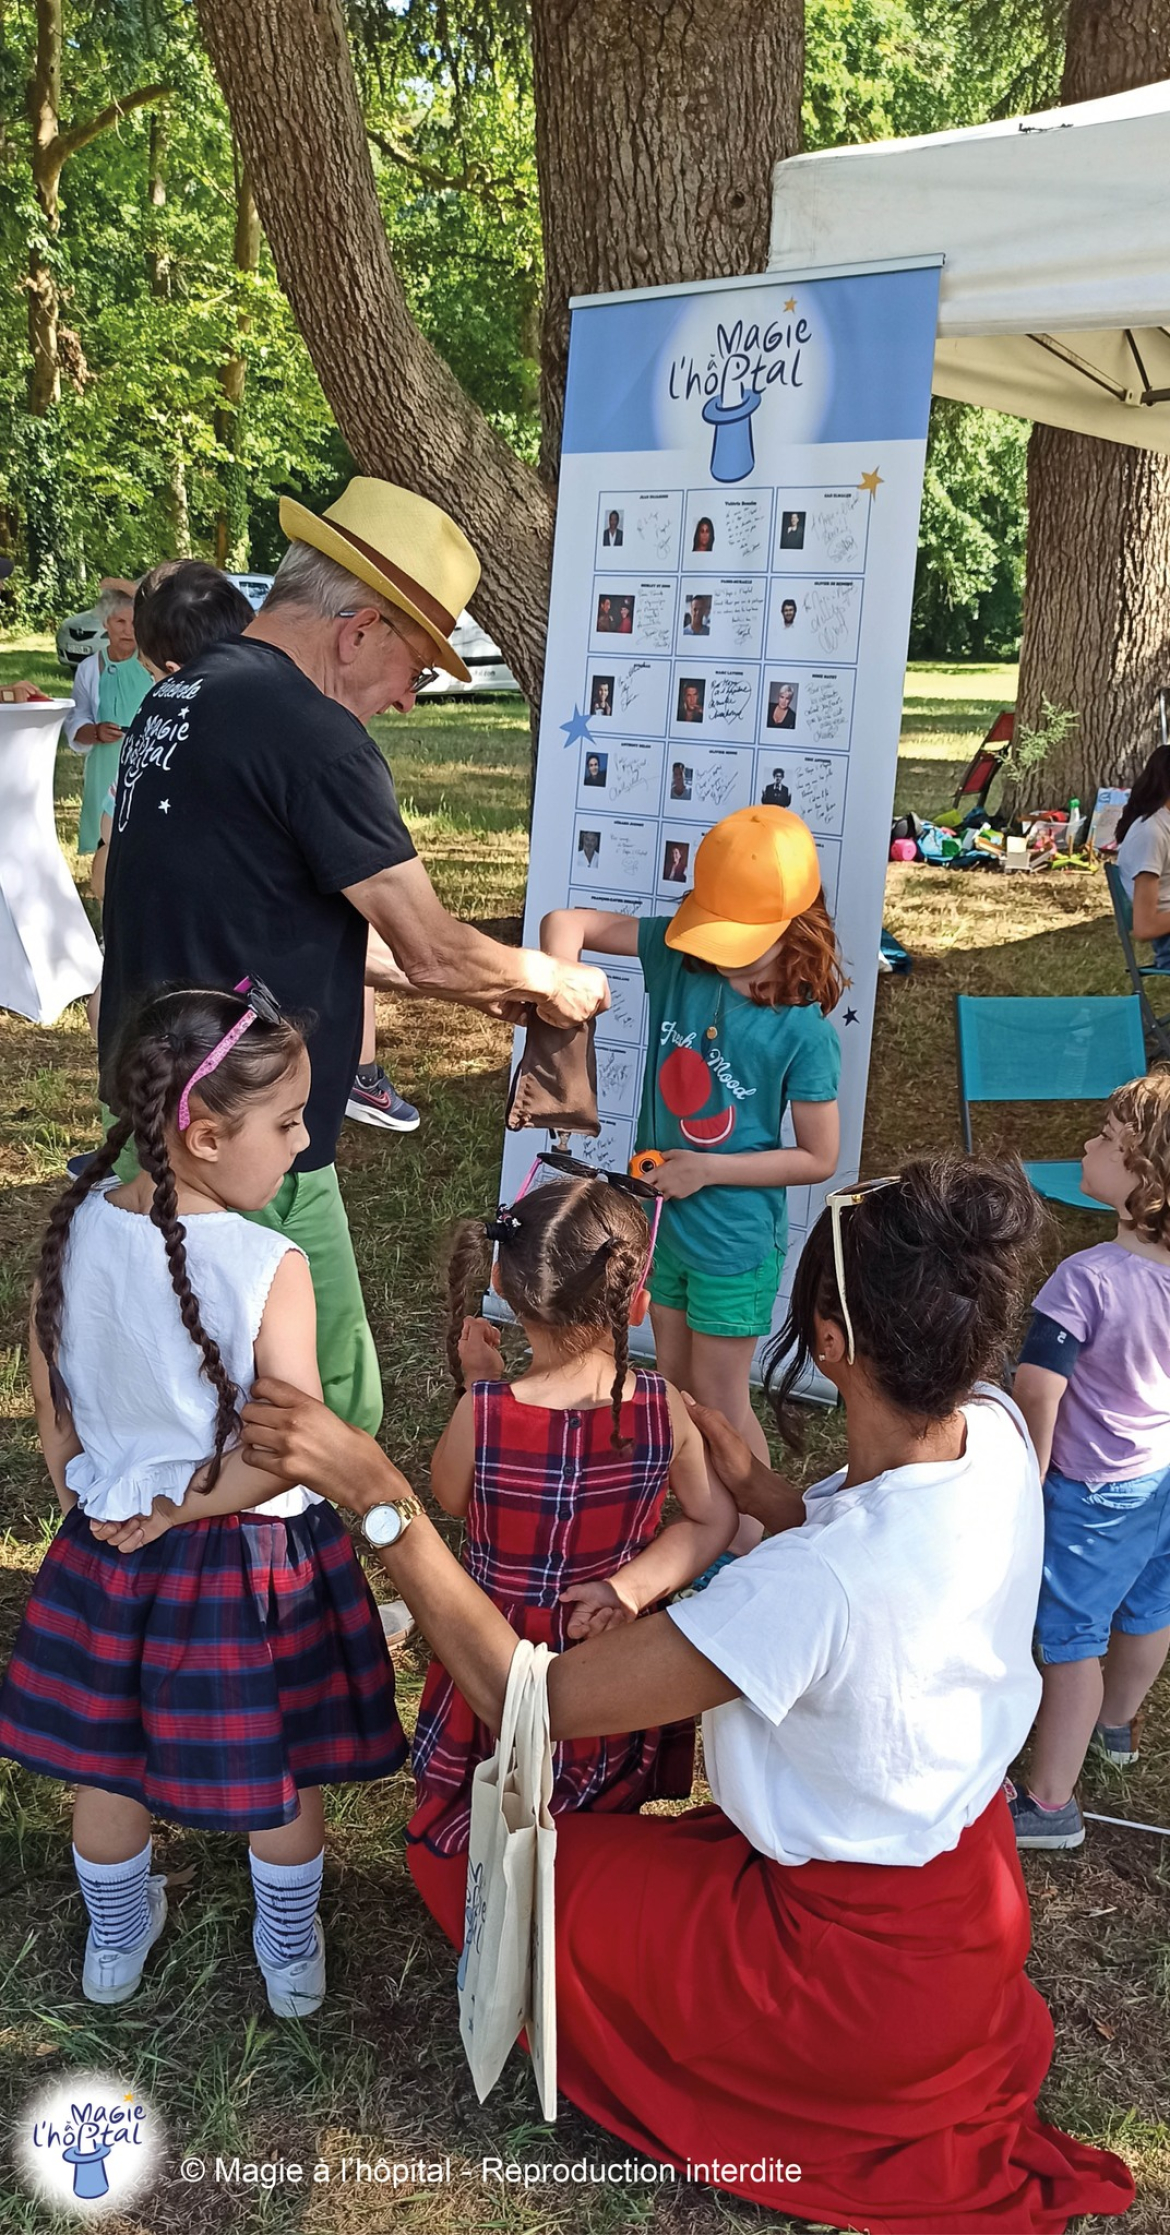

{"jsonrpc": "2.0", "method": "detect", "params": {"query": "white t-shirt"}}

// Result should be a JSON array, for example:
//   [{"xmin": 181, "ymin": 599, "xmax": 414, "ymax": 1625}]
[
  {"xmin": 58, "ymin": 1183, "xmax": 320, "ymax": 1523},
  {"xmin": 1117, "ymin": 804, "xmax": 1170, "ymax": 915},
  {"xmin": 668, "ymin": 1389, "xmax": 1042, "ymax": 1868}
]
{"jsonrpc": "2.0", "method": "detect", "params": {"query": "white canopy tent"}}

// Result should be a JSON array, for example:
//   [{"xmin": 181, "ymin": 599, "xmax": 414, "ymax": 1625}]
[{"xmin": 769, "ymin": 81, "xmax": 1170, "ymax": 453}]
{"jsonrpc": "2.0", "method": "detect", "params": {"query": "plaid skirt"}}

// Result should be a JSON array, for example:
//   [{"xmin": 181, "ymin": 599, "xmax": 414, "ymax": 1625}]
[
  {"xmin": 0, "ymin": 1502, "xmax": 406, "ymax": 1831},
  {"xmin": 409, "ymin": 1598, "xmax": 695, "ymax": 1856}
]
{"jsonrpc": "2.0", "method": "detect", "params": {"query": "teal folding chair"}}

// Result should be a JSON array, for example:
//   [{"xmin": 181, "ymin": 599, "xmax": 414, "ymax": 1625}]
[
  {"xmin": 1104, "ymin": 861, "xmax": 1170, "ymax": 1063},
  {"xmin": 955, "ymin": 994, "xmax": 1147, "ymax": 1211}
]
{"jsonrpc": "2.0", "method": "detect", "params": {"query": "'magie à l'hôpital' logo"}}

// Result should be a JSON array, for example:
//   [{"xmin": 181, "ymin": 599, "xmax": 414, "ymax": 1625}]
[
  {"xmin": 15, "ymin": 2072, "xmax": 161, "ymax": 2214},
  {"xmin": 666, "ymin": 308, "xmax": 813, "ymax": 483}
]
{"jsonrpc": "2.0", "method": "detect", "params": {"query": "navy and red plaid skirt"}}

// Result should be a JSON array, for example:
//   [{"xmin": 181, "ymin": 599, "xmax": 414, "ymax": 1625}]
[{"xmin": 0, "ymin": 1502, "xmax": 406, "ymax": 1830}]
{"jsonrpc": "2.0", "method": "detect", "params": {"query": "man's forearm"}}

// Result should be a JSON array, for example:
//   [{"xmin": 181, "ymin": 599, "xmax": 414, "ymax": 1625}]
[{"xmin": 401, "ymin": 915, "xmax": 558, "ymax": 1007}]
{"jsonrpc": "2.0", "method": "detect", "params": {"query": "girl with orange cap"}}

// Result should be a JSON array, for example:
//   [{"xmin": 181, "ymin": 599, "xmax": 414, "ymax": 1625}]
[{"xmin": 542, "ymin": 805, "xmax": 843, "ymax": 1555}]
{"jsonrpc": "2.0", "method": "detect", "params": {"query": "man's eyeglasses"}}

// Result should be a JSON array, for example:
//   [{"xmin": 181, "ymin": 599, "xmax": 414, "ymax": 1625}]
[
  {"xmin": 823, "ymin": 1174, "xmax": 900, "ymax": 1364},
  {"xmin": 335, "ymin": 607, "xmax": 438, "ymax": 693}
]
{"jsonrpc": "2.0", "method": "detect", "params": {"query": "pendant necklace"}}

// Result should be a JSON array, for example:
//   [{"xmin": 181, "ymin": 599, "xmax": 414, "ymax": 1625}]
[{"xmin": 706, "ymin": 979, "xmax": 726, "ymax": 1042}]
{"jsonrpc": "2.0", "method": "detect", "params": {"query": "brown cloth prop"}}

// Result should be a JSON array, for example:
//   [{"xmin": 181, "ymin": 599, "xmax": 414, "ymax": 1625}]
[{"xmin": 505, "ymin": 1010, "xmax": 599, "ymax": 1136}]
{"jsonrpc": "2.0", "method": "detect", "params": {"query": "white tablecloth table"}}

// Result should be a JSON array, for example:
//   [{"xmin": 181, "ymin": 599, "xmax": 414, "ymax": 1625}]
[{"xmin": 0, "ymin": 699, "xmax": 102, "ymax": 1023}]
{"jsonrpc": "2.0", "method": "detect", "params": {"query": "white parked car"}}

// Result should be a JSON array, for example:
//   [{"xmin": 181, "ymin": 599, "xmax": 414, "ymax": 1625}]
[
  {"xmin": 56, "ymin": 572, "xmax": 274, "ymax": 671},
  {"xmin": 419, "ymin": 610, "xmax": 521, "ymax": 697}
]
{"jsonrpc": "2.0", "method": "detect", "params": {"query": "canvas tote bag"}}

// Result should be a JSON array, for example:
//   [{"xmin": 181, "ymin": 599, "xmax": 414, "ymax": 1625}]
[{"xmin": 457, "ymin": 1638, "xmax": 557, "ymax": 2117}]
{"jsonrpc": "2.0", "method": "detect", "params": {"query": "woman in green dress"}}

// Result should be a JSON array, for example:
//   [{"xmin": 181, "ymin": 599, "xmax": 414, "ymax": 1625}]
[{"xmin": 69, "ymin": 586, "xmax": 152, "ymax": 854}]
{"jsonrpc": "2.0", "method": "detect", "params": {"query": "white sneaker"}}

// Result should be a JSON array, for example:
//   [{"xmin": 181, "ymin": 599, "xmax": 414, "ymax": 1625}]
[
  {"xmin": 82, "ymin": 1875, "xmax": 168, "ymax": 2005},
  {"xmin": 379, "ymin": 1598, "xmax": 414, "ymax": 1648},
  {"xmin": 253, "ymin": 1913, "xmax": 326, "ymax": 2018}
]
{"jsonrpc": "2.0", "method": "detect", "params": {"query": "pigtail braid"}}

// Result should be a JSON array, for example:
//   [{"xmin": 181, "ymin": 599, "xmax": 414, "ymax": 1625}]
[
  {"xmin": 604, "ymin": 1231, "xmax": 644, "ymax": 1450},
  {"xmin": 445, "ymin": 1220, "xmax": 494, "ymax": 1391},
  {"xmin": 127, "ymin": 1037, "xmax": 241, "ymax": 1489},
  {"xmin": 34, "ymin": 1116, "xmax": 133, "ymax": 1422}
]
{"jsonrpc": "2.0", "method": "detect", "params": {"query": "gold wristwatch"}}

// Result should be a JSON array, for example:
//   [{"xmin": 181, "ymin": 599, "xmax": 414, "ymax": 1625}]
[{"xmin": 359, "ymin": 1493, "xmax": 424, "ymax": 1550}]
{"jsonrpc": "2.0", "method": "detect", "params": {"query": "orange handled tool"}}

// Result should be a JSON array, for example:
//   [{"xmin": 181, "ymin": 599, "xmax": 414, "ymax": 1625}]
[{"xmin": 629, "ymin": 1149, "xmax": 664, "ymax": 1181}]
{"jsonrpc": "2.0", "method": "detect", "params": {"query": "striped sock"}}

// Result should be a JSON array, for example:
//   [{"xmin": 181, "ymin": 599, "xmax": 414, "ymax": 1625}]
[
  {"xmin": 249, "ymin": 1849, "xmax": 323, "ymax": 1969},
  {"xmin": 73, "ymin": 1840, "xmax": 152, "ymax": 1952}
]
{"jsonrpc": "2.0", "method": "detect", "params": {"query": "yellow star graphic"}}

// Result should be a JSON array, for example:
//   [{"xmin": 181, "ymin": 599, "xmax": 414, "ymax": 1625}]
[
  {"xmin": 859, "ymin": 468, "xmax": 883, "ymax": 498},
  {"xmin": 784, "ymin": 296, "xmax": 797, "ymax": 312},
  {"xmin": 123, "ymin": 2093, "xmax": 134, "ymax": 2103}
]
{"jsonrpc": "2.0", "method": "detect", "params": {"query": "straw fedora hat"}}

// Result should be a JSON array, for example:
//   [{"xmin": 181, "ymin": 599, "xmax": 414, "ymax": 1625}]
[{"xmin": 279, "ymin": 476, "xmax": 481, "ymax": 682}]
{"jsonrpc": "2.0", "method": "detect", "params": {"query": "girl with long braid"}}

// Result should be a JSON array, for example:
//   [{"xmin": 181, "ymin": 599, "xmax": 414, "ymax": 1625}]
[
  {"xmin": 0, "ymin": 984, "xmax": 405, "ymax": 2014},
  {"xmin": 408, "ymin": 1169, "xmax": 734, "ymax": 1858}
]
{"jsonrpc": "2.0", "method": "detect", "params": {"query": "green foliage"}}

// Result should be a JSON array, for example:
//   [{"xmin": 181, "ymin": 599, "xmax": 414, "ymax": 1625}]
[
  {"xmin": 998, "ymin": 694, "xmax": 1079, "ymax": 787},
  {"xmin": 910, "ymin": 400, "xmax": 1029, "ymax": 660}
]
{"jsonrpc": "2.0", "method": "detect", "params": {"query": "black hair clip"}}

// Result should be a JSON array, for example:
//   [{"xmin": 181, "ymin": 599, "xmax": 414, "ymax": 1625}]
[{"xmin": 483, "ymin": 1211, "xmax": 522, "ymax": 1245}]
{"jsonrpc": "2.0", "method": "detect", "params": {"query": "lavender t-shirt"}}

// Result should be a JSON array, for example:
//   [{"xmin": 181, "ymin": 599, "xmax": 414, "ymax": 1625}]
[{"xmin": 1035, "ymin": 1241, "xmax": 1170, "ymax": 1482}]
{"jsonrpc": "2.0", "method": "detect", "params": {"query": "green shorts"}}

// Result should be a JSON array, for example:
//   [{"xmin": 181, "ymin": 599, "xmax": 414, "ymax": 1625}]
[{"xmin": 648, "ymin": 1235, "xmax": 784, "ymax": 1339}]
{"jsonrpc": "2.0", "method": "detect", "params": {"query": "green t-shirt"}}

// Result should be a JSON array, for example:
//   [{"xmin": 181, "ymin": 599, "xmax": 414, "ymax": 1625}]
[{"xmin": 636, "ymin": 917, "xmax": 841, "ymax": 1276}]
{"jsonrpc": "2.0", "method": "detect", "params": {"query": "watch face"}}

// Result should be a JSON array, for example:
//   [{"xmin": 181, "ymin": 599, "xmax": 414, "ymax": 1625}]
[{"xmin": 364, "ymin": 1504, "xmax": 402, "ymax": 1548}]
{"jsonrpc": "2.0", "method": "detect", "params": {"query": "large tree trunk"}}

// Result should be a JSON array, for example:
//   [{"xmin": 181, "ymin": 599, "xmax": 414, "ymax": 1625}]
[
  {"xmin": 1015, "ymin": 0, "xmax": 1170, "ymax": 807},
  {"xmin": 532, "ymin": 0, "xmax": 802, "ymax": 482},
  {"xmin": 194, "ymin": 0, "xmax": 554, "ymax": 704},
  {"xmin": 215, "ymin": 155, "xmax": 260, "ymax": 570},
  {"xmin": 193, "ymin": 0, "xmax": 801, "ymax": 708}
]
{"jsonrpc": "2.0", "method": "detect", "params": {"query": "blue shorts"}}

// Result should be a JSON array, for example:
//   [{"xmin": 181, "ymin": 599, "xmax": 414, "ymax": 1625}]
[{"xmin": 1035, "ymin": 1461, "xmax": 1170, "ymax": 1663}]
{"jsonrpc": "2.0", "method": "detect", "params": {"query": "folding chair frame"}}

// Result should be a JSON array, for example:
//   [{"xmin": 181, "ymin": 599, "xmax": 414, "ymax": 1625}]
[{"xmin": 1104, "ymin": 860, "xmax": 1170, "ymax": 1064}]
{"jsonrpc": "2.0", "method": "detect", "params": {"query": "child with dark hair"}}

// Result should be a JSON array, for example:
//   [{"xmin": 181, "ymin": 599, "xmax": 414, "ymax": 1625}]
[
  {"xmin": 1011, "ymin": 1072, "xmax": 1170, "ymax": 1848},
  {"xmin": 133, "ymin": 560, "xmax": 254, "ymax": 676},
  {"xmin": 408, "ymin": 1170, "xmax": 734, "ymax": 1855},
  {"xmin": 0, "ymin": 984, "xmax": 404, "ymax": 2011}
]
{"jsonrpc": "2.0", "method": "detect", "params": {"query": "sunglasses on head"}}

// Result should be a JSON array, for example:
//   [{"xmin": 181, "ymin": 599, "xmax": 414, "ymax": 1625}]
[
  {"xmin": 823, "ymin": 1174, "xmax": 901, "ymax": 1364},
  {"xmin": 504, "ymin": 1148, "xmax": 663, "ymax": 1290}
]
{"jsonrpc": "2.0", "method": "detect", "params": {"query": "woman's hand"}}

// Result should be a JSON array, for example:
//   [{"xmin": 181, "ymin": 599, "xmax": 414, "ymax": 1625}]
[
  {"xmin": 458, "ymin": 1316, "xmax": 503, "ymax": 1382},
  {"xmin": 682, "ymin": 1396, "xmax": 756, "ymax": 1502},
  {"xmin": 96, "ymin": 721, "xmax": 124, "ymax": 743},
  {"xmin": 651, "ymin": 1149, "xmax": 707, "ymax": 1200},
  {"xmin": 242, "ymin": 1378, "xmax": 411, "ymax": 1514},
  {"xmin": 559, "ymin": 1574, "xmax": 640, "ymax": 1638}
]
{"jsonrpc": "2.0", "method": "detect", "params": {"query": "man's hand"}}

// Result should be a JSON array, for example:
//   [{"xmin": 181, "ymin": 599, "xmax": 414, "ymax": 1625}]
[
  {"xmin": 243, "ymin": 1378, "xmax": 410, "ymax": 1513},
  {"xmin": 651, "ymin": 1149, "xmax": 707, "ymax": 1201},
  {"xmin": 534, "ymin": 958, "xmax": 610, "ymax": 1028},
  {"xmin": 560, "ymin": 1574, "xmax": 640, "ymax": 1638},
  {"xmin": 458, "ymin": 1316, "xmax": 503, "ymax": 1382}
]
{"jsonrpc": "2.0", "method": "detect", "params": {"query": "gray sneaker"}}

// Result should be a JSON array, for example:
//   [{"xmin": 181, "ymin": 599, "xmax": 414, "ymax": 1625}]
[
  {"xmin": 1006, "ymin": 1780, "xmax": 1085, "ymax": 1850},
  {"xmin": 1093, "ymin": 1715, "xmax": 1142, "ymax": 1767}
]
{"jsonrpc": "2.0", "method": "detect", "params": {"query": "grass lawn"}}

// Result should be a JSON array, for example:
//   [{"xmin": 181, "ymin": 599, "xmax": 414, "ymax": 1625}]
[{"xmin": 0, "ymin": 643, "xmax": 1166, "ymax": 2232}]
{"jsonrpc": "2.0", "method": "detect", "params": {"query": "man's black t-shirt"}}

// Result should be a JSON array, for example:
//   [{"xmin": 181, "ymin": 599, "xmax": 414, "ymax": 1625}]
[{"xmin": 100, "ymin": 638, "xmax": 416, "ymax": 1169}]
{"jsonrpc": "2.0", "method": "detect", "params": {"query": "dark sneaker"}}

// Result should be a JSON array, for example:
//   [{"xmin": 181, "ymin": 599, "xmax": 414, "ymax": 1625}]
[
  {"xmin": 1093, "ymin": 1715, "xmax": 1142, "ymax": 1767},
  {"xmin": 1005, "ymin": 1779, "xmax": 1085, "ymax": 1850},
  {"xmin": 345, "ymin": 1068, "xmax": 420, "ymax": 1132}
]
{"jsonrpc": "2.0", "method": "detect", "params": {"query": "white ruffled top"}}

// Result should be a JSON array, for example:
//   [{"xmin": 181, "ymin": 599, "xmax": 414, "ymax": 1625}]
[{"xmin": 58, "ymin": 1183, "xmax": 320, "ymax": 1522}]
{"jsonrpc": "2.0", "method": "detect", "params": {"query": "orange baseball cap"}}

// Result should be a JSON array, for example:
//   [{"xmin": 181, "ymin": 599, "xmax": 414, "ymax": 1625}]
[{"xmin": 665, "ymin": 806, "xmax": 823, "ymax": 967}]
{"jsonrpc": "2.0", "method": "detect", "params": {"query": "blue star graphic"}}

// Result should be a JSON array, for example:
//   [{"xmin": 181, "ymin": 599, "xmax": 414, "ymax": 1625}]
[
  {"xmin": 843, "ymin": 1006, "xmax": 858, "ymax": 1025},
  {"xmin": 560, "ymin": 704, "xmax": 596, "ymax": 751}
]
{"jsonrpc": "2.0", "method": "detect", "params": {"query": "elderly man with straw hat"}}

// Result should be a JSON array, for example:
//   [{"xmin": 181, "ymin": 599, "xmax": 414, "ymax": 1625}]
[{"xmin": 100, "ymin": 479, "xmax": 608, "ymax": 1435}]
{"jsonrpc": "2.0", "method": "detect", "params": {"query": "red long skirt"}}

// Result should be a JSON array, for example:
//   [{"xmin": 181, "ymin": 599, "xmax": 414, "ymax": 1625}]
[{"xmin": 408, "ymin": 1796, "xmax": 1134, "ymax": 2235}]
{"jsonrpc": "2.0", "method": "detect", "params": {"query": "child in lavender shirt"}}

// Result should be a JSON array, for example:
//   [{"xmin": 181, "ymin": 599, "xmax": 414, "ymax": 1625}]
[{"xmin": 1011, "ymin": 1073, "xmax": 1170, "ymax": 1849}]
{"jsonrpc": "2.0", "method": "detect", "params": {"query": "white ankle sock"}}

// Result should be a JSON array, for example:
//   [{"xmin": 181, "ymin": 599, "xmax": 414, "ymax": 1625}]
[
  {"xmin": 249, "ymin": 1849, "xmax": 323, "ymax": 1968},
  {"xmin": 73, "ymin": 1838, "xmax": 152, "ymax": 1951}
]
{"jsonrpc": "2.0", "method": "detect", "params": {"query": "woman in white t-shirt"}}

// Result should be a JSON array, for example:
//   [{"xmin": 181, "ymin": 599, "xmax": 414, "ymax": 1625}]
[
  {"xmin": 240, "ymin": 1158, "xmax": 1135, "ymax": 2234},
  {"xmin": 1115, "ymin": 745, "xmax": 1170, "ymax": 965}
]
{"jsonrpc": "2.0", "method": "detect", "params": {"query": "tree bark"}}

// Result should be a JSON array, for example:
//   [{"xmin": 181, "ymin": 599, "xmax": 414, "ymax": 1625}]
[
  {"xmin": 532, "ymin": 0, "xmax": 803, "ymax": 482},
  {"xmin": 25, "ymin": 0, "xmax": 167, "ymax": 415},
  {"xmin": 193, "ymin": 0, "xmax": 801, "ymax": 708},
  {"xmin": 194, "ymin": 0, "xmax": 555, "ymax": 704},
  {"xmin": 1015, "ymin": 0, "xmax": 1170, "ymax": 806},
  {"xmin": 215, "ymin": 155, "xmax": 261, "ymax": 570}
]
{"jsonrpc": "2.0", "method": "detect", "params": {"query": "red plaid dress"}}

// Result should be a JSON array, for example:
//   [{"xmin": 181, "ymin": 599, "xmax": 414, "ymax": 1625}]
[{"xmin": 409, "ymin": 1372, "xmax": 696, "ymax": 1855}]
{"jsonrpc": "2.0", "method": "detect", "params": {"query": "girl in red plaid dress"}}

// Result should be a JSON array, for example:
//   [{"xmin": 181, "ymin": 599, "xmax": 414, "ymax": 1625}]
[
  {"xmin": 409, "ymin": 1172, "xmax": 736, "ymax": 1855},
  {"xmin": 0, "ymin": 985, "xmax": 404, "ymax": 2017}
]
